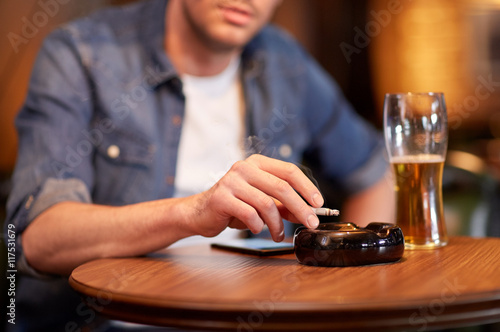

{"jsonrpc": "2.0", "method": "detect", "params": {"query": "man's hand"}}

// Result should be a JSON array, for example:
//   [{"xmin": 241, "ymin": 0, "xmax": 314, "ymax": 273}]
[{"xmin": 187, "ymin": 155, "xmax": 324, "ymax": 242}]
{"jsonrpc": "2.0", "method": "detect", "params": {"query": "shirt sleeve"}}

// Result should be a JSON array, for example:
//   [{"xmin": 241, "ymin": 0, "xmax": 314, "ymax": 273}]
[
  {"xmin": 302, "ymin": 53, "xmax": 388, "ymax": 195},
  {"xmin": 5, "ymin": 27, "xmax": 95, "ymax": 276}
]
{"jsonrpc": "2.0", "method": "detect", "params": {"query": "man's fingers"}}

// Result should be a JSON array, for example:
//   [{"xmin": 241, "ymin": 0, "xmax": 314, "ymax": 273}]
[
  {"xmin": 232, "ymin": 185, "xmax": 285, "ymax": 242},
  {"xmin": 227, "ymin": 219, "xmax": 248, "ymax": 230},
  {"xmin": 231, "ymin": 157, "xmax": 320, "ymax": 229},
  {"xmin": 222, "ymin": 195, "xmax": 265, "ymax": 235},
  {"xmin": 246, "ymin": 155, "xmax": 324, "ymax": 208},
  {"xmin": 273, "ymin": 199, "xmax": 300, "ymax": 224}
]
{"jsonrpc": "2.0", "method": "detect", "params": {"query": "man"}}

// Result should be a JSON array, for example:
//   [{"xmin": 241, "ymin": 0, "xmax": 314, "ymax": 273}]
[{"xmin": 6, "ymin": 0, "xmax": 393, "ymax": 330}]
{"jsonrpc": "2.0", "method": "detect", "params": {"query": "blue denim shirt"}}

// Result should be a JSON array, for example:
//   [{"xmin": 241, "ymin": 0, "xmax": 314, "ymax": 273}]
[{"xmin": 5, "ymin": 0, "xmax": 387, "ymax": 330}]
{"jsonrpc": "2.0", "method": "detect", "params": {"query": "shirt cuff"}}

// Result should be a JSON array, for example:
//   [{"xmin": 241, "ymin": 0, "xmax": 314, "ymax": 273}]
[
  {"xmin": 27, "ymin": 178, "xmax": 91, "ymax": 222},
  {"xmin": 15, "ymin": 178, "xmax": 91, "ymax": 278}
]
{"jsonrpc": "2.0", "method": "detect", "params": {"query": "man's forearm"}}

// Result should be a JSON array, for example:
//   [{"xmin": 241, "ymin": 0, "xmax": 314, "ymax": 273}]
[{"xmin": 21, "ymin": 198, "xmax": 196, "ymax": 276}]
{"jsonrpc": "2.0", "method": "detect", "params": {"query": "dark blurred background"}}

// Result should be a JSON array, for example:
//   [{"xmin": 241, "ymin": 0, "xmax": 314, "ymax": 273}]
[{"xmin": 1, "ymin": 0, "xmax": 500, "ymax": 330}]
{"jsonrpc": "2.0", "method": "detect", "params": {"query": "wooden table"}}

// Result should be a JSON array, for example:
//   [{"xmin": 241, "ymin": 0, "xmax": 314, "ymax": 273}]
[{"xmin": 69, "ymin": 237, "xmax": 500, "ymax": 331}]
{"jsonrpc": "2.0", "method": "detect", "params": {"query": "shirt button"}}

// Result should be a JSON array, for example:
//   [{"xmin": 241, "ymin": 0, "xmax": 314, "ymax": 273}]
[
  {"xmin": 279, "ymin": 144, "xmax": 292, "ymax": 159},
  {"xmin": 166, "ymin": 176, "xmax": 175, "ymax": 185},
  {"xmin": 107, "ymin": 145, "xmax": 120, "ymax": 159},
  {"xmin": 172, "ymin": 115, "xmax": 182, "ymax": 127},
  {"xmin": 25, "ymin": 195, "xmax": 34, "ymax": 210}
]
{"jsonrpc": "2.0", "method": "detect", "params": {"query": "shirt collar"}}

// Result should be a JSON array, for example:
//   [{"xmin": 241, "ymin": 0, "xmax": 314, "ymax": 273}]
[
  {"xmin": 139, "ymin": 0, "xmax": 178, "ymax": 89},
  {"xmin": 241, "ymin": 30, "xmax": 267, "ymax": 79}
]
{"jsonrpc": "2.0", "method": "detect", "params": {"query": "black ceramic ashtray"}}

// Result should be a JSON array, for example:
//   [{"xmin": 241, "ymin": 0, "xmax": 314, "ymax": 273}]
[{"xmin": 293, "ymin": 222, "xmax": 404, "ymax": 267}]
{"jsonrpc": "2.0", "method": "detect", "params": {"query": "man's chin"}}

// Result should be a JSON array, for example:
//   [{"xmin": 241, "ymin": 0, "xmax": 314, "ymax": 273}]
[{"xmin": 205, "ymin": 31, "xmax": 255, "ymax": 53}]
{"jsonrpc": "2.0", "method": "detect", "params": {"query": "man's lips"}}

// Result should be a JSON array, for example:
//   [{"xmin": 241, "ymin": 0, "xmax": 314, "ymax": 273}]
[{"xmin": 219, "ymin": 5, "xmax": 253, "ymax": 26}]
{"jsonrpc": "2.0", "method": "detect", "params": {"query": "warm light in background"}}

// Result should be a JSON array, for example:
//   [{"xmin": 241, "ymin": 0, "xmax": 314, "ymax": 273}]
[
  {"xmin": 370, "ymin": 0, "xmax": 470, "ymax": 122},
  {"xmin": 370, "ymin": 0, "xmax": 500, "ymax": 137}
]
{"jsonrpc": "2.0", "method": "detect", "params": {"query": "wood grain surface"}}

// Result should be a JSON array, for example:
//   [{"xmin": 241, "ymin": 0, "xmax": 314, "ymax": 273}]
[{"xmin": 69, "ymin": 237, "xmax": 500, "ymax": 331}]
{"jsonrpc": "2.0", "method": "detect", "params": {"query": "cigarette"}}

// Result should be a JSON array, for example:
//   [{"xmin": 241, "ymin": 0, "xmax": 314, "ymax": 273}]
[{"xmin": 312, "ymin": 207, "xmax": 340, "ymax": 216}]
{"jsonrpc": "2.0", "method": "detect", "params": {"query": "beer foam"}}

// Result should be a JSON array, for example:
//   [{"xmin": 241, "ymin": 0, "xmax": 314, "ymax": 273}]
[{"xmin": 390, "ymin": 154, "xmax": 444, "ymax": 164}]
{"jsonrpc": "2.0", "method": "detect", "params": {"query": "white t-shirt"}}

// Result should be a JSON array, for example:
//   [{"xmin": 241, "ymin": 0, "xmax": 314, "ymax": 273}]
[{"xmin": 171, "ymin": 57, "xmax": 245, "ymax": 247}]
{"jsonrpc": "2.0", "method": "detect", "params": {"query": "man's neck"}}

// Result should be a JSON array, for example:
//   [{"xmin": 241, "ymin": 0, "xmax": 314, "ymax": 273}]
[{"xmin": 165, "ymin": 1, "xmax": 240, "ymax": 77}]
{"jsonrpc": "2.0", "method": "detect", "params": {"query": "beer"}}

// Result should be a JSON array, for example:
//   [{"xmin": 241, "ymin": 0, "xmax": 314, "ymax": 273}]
[{"xmin": 391, "ymin": 154, "xmax": 448, "ymax": 249}]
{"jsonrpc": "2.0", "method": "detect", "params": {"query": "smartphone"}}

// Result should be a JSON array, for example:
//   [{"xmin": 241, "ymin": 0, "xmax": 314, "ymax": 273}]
[{"xmin": 211, "ymin": 238, "xmax": 294, "ymax": 256}]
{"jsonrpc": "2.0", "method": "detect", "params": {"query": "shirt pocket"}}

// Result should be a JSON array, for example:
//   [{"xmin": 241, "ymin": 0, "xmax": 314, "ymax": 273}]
[{"xmin": 92, "ymin": 125, "xmax": 157, "ymax": 205}]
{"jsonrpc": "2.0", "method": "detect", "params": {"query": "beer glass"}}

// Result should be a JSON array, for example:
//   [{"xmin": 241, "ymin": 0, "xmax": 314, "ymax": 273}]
[{"xmin": 383, "ymin": 92, "xmax": 448, "ymax": 249}]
